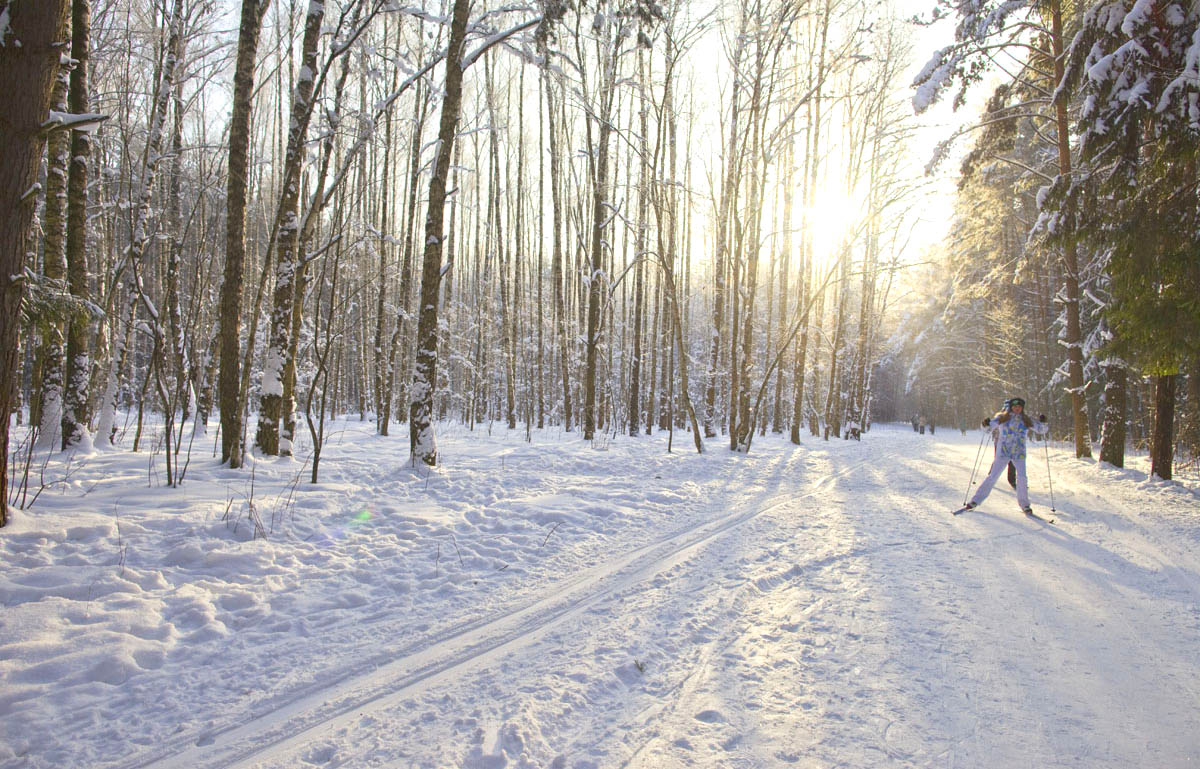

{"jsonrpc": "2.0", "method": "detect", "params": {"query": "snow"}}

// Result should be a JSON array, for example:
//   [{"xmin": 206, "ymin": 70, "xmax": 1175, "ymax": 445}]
[
  {"xmin": 911, "ymin": 50, "xmax": 957, "ymax": 113},
  {"xmin": 2, "ymin": 419, "xmax": 1199, "ymax": 768},
  {"xmin": 43, "ymin": 111, "xmax": 108, "ymax": 134},
  {"xmin": 1120, "ymin": 0, "xmax": 1155, "ymax": 37},
  {"xmin": 34, "ymin": 388, "xmax": 63, "ymax": 451},
  {"xmin": 260, "ymin": 348, "xmax": 285, "ymax": 397}
]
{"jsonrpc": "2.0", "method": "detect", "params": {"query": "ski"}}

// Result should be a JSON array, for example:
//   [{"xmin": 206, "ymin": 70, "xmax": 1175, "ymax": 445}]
[
  {"xmin": 952, "ymin": 505, "xmax": 1056, "ymax": 525},
  {"xmin": 1025, "ymin": 510, "xmax": 1056, "ymax": 525}
]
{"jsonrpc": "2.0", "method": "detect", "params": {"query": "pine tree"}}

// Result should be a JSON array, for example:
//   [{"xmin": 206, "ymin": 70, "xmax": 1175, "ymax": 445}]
[
  {"xmin": 915, "ymin": 0, "xmax": 1095, "ymax": 458},
  {"xmin": 1063, "ymin": 0, "xmax": 1200, "ymax": 478},
  {"xmin": 0, "ymin": 0, "xmax": 72, "ymax": 527}
]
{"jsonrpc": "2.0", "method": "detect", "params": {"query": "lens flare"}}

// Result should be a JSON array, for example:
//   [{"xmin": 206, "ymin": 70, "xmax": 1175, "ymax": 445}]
[{"xmin": 315, "ymin": 507, "xmax": 374, "ymax": 548}]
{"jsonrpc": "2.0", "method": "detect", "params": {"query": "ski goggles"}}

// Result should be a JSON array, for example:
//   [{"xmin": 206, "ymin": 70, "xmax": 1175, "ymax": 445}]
[{"xmin": 1007, "ymin": 398, "xmax": 1026, "ymax": 408}]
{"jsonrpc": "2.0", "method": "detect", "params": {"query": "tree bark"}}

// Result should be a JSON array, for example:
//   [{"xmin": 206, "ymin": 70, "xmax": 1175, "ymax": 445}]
[
  {"xmin": 1150, "ymin": 373, "xmax": 1176, "ymax": 480},
  {"xmin": 582, "ymin": 44, "xmax": 615, "ymax": 442},
  {"xmin": 542, "ymin": 69, "xmax": 572, "ymax": 431},
  {"xmin": 1099, "ymin": 358, "xmax": 1127, "ymax": 467},
  {"xmin": 219, "ymin": 0, "xmax": 267, "ymax": 466},
  {"xmin": 62, "ymin": 0, "xmax": 94, "ymax": 449},
  {"xmin": 38, "ymin": 61, "xmax": 71, "ymax": 450},
  {"xmin": 0, "ymin": 0, "xmax": 71, "ymax": 526},
  {"xmin": 256, "ymin": 0, "xmax": 324, "ymax": 456},
  {"xmin": 409, "ymin": 0, "xmax": 472, "ymax": 465},
  {"xmin": 1050, "ymin": 0, "xmax": 1093, "ymax": 459}
]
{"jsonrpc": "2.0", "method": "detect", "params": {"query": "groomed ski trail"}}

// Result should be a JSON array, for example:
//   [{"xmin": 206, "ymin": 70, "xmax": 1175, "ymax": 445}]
[{"xmin": 121, "ymin": 450, "xmax": 871, "ymax": 769}]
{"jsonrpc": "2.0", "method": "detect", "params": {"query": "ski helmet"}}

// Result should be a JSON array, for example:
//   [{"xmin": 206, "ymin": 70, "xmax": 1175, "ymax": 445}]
[{"xmin": 1008, "ymin": 397, "xmax": 1026, "ymax": 409}]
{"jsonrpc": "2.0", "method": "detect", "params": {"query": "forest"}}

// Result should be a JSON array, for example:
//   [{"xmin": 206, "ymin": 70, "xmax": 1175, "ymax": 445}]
[{"xmin": 1, "ymin": 0, "xmax": 1198, "ymax": 525}]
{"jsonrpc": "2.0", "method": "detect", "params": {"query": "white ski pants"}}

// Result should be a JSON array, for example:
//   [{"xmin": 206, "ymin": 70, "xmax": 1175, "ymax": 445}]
[{"xmin": 971, "ymin": 453, "xmax": 1030, "ymax": 509}]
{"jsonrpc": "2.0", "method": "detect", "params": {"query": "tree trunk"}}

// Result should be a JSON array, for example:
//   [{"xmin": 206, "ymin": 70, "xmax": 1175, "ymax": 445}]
[
  {"xmin": 256, "ymin": 0, "xmax": 324, "ymax": 456},
  {"xmin": 62, "ymin": 0, "xmax": 95, "ymax": 449},
  {"xmin": 705, "ymin": 31, "xmax": 746, "ymax": 439},
  {"xmin": 823, "ymin": 249, "xmax": 849, "ymax": 440},
  {"xmin": 219, "ymin": 0, "xmax": 268, "ymax": 466},
  {"xmin": 38, "ymin": 62, "xmax": 71, "ymax": 450},
  {"xmin": 543, "ymin": 69, "xmax": 572, "ymax": 431},
  {"xmin": 0, "ymin": 0, "xmax": 71, "ymax": 526},
  {"xmin": 374, "ymin": 34, "xmax": 394, "ymax": 436},
  {"xmin": 1099, "ymin": 358, "xmax": 1127, "ymax": 467},
  {"xmin": 409, "ymin": 0, "xmax": 471, "ymax": 465},
  {"xmin": 374, "ymin": 188, "xmax": 391, "ymax": 433},
  {"xmin": 772, "ymin": 144, "xmax": 793, "ymax": 435},
  {"xmin": 1150, "ymin": 373, "xmax": 1176, "ymax": 480},
  {"xmin": 387, "ymin": 66, "xmax": 428, "ymax": 429},
  {"xmin": 629, "ymin": 51, "xmax": 649, "ymax": 437},
  {"xmin": 1050, "ymin": 0, "xmax": 1093, "ymax": 459},
  {"xmin": 582, "ymin": 58, "xmax": 615, "ymax": 442}
]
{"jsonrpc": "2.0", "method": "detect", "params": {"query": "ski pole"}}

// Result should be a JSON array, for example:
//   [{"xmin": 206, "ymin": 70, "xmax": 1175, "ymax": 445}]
[
  {"xmin": 1043, "ymin": 432, "xmax": 1056, "ymax": 513},
  {"xmin": 963, "ymin": 428, "xmax": 988, "ymax": 505}
]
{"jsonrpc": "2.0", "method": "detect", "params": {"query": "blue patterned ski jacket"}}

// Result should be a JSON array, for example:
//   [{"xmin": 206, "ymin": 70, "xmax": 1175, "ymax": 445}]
[{"xmin": 992, "ymin": 414, "xmax": 1049, "ymax": 460}]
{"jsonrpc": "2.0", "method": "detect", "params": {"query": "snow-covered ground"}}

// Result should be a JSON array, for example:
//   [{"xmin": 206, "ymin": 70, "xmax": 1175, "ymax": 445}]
[{"xmin": 2, "ymin": 418, "xmax": 1198, "ymax": 769}]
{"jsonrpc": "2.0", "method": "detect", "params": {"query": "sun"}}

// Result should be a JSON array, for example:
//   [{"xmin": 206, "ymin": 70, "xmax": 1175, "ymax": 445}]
[{"xmin": 804, "ymin": 188, "xmax": 865, "ymax": 273}]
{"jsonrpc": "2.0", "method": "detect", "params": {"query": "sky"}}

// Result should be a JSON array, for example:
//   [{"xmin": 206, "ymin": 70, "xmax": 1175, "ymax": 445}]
[{"xmin": 670, "ymin": 0, "xmax": 981, "ymax": 270}]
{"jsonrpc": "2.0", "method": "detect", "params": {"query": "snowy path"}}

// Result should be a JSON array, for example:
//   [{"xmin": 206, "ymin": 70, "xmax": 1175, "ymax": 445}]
[{"xmin": 3, "ymin": 423, "xmax": 1198, "ymax": 768}]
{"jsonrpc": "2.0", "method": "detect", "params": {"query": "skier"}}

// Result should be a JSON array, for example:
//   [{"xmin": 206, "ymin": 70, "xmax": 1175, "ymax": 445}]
[{"xmin": 963, "ymin": 397, "xmax": 1048, "ymax": 514}]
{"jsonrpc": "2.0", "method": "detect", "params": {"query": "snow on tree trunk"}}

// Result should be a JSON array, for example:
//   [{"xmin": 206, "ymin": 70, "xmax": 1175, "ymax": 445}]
[
  {"xmin": 1099, "ymin": 358, "xmax": 1127, "ymax": 468},
  {"xmin": 255, "ymin": 0, "xmax": 324, "ymax": 457}
]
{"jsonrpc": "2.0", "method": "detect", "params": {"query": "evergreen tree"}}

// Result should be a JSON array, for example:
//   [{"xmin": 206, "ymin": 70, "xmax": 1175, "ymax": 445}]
[{"xmin": 1061, "ymin": 0, "xmax": 1200, "ymax": 478}]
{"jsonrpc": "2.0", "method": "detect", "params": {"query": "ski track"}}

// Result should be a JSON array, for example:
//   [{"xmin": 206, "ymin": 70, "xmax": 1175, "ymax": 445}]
[
  {"xmin": 5, "ymin": 424, "xmax": 1199, "ymax": 769},
  {"xmin": 120, "ymin": 446, "xmax": 878, "ymax": 769}
]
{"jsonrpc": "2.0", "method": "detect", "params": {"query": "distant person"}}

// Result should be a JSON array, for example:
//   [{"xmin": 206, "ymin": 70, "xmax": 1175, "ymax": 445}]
[
  {"xmin": 912, "ymin": 414, "xmax": 919, "ymax": 432},
  {"xmin": 928, "ymin": 421, "xmax": 935, "ymax": 435},
  {"xmin": 964, "ymin": 397, "xmax": 1048, "ymax": 514},
  {"xmin": 919, "ymin": 416, "xmax": 927, "ymax": 435}
]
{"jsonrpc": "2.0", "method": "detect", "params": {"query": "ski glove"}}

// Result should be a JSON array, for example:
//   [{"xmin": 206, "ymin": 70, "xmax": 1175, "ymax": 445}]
[
  {"xmin": 1039, "ymin": 414, "xmax": 1047, "ymax": 423},
  {"xmin": 982, "ymin": 418, "xmax": 991, "ymax": 428}
]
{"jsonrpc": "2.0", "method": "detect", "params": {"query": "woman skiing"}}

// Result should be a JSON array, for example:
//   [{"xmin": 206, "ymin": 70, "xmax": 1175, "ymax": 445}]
[{"xmin": 964, "ymin": 397, "xmax": 1048, "ymax": 514}]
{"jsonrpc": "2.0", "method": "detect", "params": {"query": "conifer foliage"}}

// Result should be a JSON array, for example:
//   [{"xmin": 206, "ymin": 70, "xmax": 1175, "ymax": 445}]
[{"xmin": 904, "ymin": 0, "xmax": 1199, "ymax": 479}]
